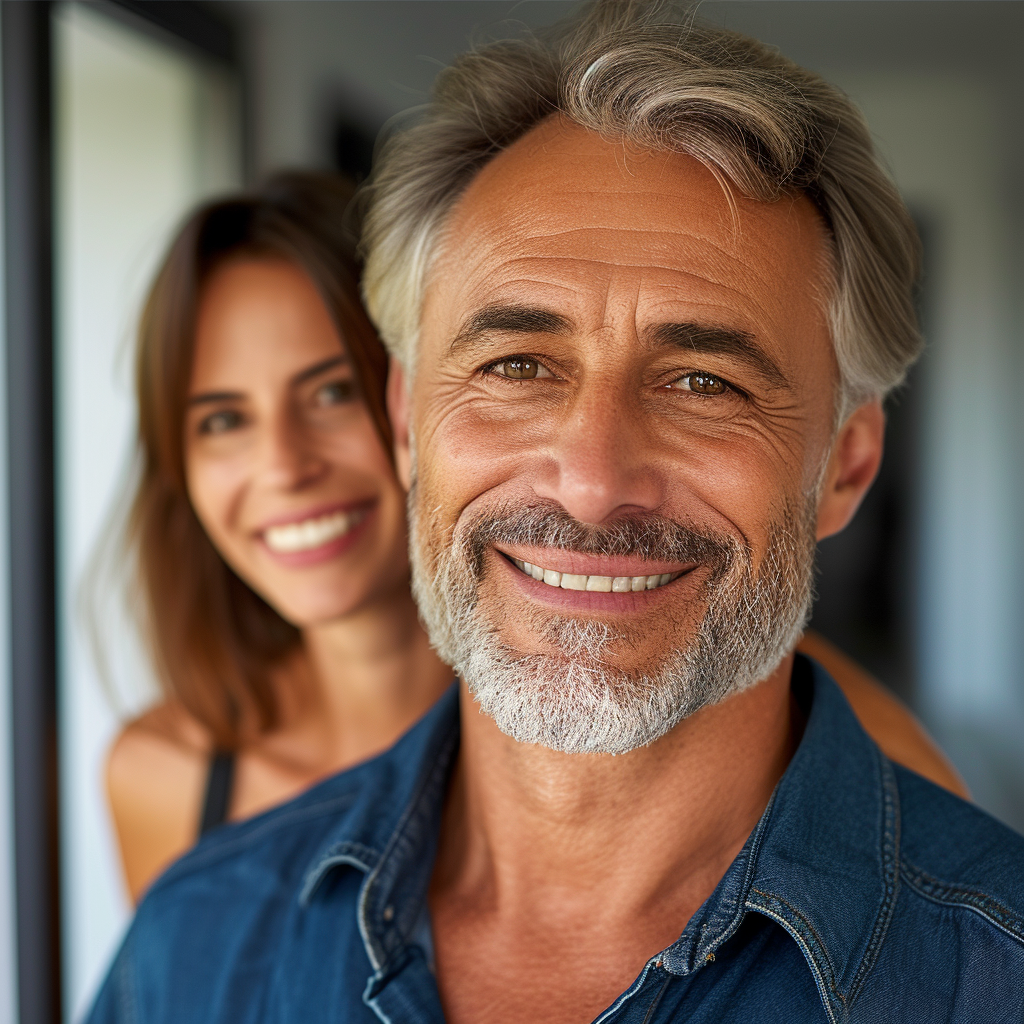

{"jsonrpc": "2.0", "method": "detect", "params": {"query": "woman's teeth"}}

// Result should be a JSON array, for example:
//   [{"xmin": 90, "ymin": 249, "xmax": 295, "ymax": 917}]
[
  {"xmin": 509, "ymin": 558, "xmax": 681, "ymax": 593},
  {"xmin": 264, "ymin": 508, "xmax": 366, "ymax": 554}
]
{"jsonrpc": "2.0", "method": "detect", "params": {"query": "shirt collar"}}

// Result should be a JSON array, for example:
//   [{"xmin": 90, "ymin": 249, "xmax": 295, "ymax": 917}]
[
  {"xmin": 299, "ymin": 655, "xmax": 896, "ymax": 1012},
  {"xmin": 658, "ymin": 655, "xmax": 898, "ymax": 1021},
  {"xmin": 299, "ymin": 681, "xmax": 460, "ymax": 972}
]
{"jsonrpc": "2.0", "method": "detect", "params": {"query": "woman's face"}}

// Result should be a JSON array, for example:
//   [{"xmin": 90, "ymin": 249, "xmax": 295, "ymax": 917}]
[{"xmin": 185, "ymin": 258, "xmax": 408, "ymax": 627}]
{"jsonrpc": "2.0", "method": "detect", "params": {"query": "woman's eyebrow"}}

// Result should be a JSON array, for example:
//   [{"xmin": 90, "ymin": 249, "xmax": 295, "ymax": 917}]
[
  {"xmin": 187, "ymin": 356, "xmax": 350, "ymax": 406},
  {"xmin": 188, "ymin": 390, "xmax": 244, "ymax": 407},
  {"xmin": 292, "ymin": 354, "xmax": 348, "ymax": 386}
]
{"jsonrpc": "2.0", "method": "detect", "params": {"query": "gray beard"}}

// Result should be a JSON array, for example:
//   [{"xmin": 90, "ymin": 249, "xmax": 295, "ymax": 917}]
[{"xmin": 409, "ymin": 488, "xmax": 818, "ymax": 755}]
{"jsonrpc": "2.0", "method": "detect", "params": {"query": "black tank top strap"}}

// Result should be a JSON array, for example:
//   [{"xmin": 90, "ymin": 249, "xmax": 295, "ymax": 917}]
[{"xmin": 198, "ymin": 750, "xmax": 236, "ymax": 837}]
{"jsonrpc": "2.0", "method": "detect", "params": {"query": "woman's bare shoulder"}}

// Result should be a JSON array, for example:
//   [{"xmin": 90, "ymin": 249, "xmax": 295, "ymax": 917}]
[
  {"xmin": 797, "ymin": 631, "xmax": 969, "ymax": 799},
  {"xmin": 106, "ymin": 703, "xmax": 212, "ymax": 903}
]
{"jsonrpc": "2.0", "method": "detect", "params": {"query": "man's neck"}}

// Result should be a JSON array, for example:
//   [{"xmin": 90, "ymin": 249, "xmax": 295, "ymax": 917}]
[{"xmin": 429, "ymin": 653, "xmax": 801, "ymax": 1024}]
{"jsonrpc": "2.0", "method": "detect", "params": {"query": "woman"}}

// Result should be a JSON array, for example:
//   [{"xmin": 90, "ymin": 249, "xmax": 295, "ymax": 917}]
[
  {"xmin": 106, "ymin": 172, "xmax": 966, "ymax": 903},
  {"xmin": 106, "ymin": 173, "xmax": 452, "ymax": 900}
]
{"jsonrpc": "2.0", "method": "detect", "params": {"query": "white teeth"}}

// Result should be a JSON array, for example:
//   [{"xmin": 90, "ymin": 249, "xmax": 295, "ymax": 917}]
[
  {"xmin": 264, "ymin": 508, "xmax": 365, "ymax": 553},
  {"xmin": 510, "ymin": 558, "xmax": 680, "ymax": 594}
]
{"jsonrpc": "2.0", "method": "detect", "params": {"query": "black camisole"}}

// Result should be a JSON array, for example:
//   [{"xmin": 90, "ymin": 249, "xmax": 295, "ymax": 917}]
[{"xmin": 198, "ymin": 751, "xmax": 236, "ymax": 836}]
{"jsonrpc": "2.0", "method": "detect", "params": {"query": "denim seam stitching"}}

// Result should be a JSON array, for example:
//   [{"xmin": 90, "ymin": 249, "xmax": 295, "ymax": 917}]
[
  {"xmin": 592, "ymin": 960, "xmax": 661, "ymax": 1024},
  {"xmin": 118, "ymin": 936, "xmax": 139, "ymax": 1024},
  {"xmin": 747, "ymin": 888, "xmax": 843, "ymax": 1024},
  {"xmin": 848, "ymin": 752, "xmax": 901, "ymax": 1006},
  {"xmin": 900, "ymin": 861, "xmax": 1024, "ymax": 947},
  {"xmin": 640, "ymin": 974, "xmax": 672, "ymax": 1024},
  {"xmin": 359, "ymin": 725, "xmax": 460, "ymax": 973}
]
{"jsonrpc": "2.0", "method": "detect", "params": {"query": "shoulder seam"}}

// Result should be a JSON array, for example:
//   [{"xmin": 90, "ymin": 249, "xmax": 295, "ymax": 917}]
[{"xmin": 900, "ymin": 860, "xmax": 1024, "ymax": 948}]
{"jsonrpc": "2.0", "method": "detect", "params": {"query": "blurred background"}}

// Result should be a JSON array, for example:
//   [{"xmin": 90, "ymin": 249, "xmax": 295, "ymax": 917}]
[{"xmin": 0, "ymin": 1, "xmax": 1021, "ymax": 1021}]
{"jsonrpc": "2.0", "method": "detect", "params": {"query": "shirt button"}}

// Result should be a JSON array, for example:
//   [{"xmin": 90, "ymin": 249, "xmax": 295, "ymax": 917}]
[{"xmin": 383, "ymin": 906, "xmax": 394, "ymax": 922}]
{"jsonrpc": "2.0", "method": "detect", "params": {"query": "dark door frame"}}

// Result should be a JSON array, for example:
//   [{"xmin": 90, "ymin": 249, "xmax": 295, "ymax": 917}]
[
  {"xmin": 1, "ymin": 3, "xmax": 239, "ymax": 1021},
  {"xmin": 3, "ymin": 6, "xmax": 60, "ymax": 1022}
]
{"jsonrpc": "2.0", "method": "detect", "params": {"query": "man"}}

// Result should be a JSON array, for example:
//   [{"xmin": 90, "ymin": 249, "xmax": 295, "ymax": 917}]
[{"xmin": 89, "ymin": 3, "xmax": 1024, "ymax": 1022}]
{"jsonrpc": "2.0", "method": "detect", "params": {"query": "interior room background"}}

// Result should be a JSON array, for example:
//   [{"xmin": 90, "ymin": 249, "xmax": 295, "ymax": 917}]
[{"xmin": 0, "ymin": 2, "xmax": 1021, "ymax": 1021}]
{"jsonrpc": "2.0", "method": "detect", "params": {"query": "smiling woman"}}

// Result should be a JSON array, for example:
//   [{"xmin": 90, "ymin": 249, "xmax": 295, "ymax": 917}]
[{"xmin": 104, "ymin": 174, "xmax": 452, "ymax": 900}]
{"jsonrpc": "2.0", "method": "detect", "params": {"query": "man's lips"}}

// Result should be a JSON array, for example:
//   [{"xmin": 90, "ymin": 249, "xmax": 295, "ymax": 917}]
[
  {"xmin": 495, "ymin": 545, "xmax": 696, "ymax": 582},
  {"xmin": 494, "ymin": 547, "xmax": 698, "ymax": 598}
]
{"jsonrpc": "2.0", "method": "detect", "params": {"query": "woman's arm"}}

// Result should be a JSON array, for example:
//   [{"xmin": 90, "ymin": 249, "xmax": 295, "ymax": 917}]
[{"xmin": 797, "ymin": 631, "xmax": 969, "ymax": 799}]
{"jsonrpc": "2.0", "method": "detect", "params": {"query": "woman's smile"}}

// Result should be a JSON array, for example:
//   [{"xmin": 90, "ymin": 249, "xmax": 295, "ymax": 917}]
[{"xmin": 258, "ymin": 499, "xmax": 377, "ymax": 567}]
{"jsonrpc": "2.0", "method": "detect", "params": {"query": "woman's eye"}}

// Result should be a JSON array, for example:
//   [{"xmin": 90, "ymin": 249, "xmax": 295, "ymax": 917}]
[
  {"xmin": 314, "ymin": 379, "xmax": 356, "ymax": 406},
  {"xmin": 490, "ymin": 357, "xmax": 552, "ymax": 380},
  {"xmin": 198, "ymin": 409, "xmax": 244, "ymax": 435},
  {"xmin": 668, "ymin": 372, "xmax": 728, "ymax": 396}
]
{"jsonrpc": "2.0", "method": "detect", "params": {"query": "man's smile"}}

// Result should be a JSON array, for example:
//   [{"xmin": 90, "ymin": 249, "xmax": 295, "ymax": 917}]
[
  {"xmin": 506, "ymin": 554, "xmax": 687, "ymax": 593},
  {"xmin": 488, "ymin": 546, "xmax": 704, "ymax": 615}
]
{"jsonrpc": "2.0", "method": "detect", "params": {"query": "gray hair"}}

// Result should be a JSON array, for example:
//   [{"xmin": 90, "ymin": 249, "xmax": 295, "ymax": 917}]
[{"xmin": 362, "ymin": 0, "xmax": 922, "ymax": 413}]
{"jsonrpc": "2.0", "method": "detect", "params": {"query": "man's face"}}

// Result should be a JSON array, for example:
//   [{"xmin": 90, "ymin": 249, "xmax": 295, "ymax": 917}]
[{"xmin": 397, "ymin": 117, "xmax": 844, "ymax": 753}]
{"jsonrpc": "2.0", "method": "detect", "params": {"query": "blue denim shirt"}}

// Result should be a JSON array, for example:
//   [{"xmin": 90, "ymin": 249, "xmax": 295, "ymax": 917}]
[{"xmin": 88, "ymin": 656, "xmax": 1024, "ymax": 1023}]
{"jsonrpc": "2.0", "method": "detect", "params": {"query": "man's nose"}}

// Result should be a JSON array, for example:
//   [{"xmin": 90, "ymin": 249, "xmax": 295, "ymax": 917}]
[
  {"xmin": 259, "ymin": 410, "xmax": 327, "ymax": 491},
  {"xmin": 531, "ymin": 383, "xmax": 663, "ymax": 524}
]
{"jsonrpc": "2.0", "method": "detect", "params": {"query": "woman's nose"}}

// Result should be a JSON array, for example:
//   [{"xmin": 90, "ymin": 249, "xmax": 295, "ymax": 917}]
[{"xmin": 258, "ymin": 410, "xmax": 328, "ymax": 491}]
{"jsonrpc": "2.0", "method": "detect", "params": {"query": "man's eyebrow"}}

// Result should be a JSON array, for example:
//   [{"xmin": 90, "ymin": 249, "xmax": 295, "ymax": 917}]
[
  {"xmin": 449, "ymin": 304, "xmax": 573, "ymax": 355},
  {"xmin": 187, "ymin": 356, "xmax": 349, "ymax": 407},
  {"xmin": 645, "ymin": 322, "xmax": 789, "ymax": 389}
]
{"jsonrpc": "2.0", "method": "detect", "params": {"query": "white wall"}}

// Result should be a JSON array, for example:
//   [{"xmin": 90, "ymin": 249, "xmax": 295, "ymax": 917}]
[{"xmin": 53, "ymin": 5, "xmax": 241, "ymax": 1018}]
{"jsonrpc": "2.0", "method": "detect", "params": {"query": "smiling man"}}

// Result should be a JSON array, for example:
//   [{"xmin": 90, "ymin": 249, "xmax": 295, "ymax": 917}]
[
  {"xmin": 361, "ymin": 3, "xmax": 1024, "ymax": 1021},
  {"xmin": 86, "ymin": 3, "xmax": 1024, "ymax": 1024}
]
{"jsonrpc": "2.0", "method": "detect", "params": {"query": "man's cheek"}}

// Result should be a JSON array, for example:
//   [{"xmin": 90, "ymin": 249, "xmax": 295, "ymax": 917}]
[{"xmin": 426, "ymin": 416, "xmax": 538, "ymax": 507}]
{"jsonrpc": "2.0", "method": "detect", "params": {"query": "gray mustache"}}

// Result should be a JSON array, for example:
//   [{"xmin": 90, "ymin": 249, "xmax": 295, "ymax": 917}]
[{"xmin": 460, "ymin": 502, "xmax": 740, "ymax": 579}]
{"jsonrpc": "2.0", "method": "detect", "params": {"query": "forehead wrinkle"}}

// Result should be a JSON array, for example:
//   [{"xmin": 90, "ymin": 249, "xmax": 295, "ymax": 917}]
[
  {"xmin": 465, "ymin": 228, "xmax": 777, "ymax": 300},
  {"xmin": 466, "ymin": 254, "xmax": 773, "ymax": 320}
]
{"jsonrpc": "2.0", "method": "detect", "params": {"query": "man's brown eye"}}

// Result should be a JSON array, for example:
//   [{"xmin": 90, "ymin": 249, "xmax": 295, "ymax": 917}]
[
  {"xmin": 671, "ymin": 372, "xmax": 727, "ymax": 395},
  {"xmin": 498, "ymin": 358, "xmax": 542, "ymax": 379}
]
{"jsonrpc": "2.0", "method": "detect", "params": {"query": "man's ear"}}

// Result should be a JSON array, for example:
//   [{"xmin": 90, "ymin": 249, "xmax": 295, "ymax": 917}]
[
  {"xmin": 815, "ymin": 398, "xmax": 885, "ymax": 541},
  {"xmin": 386, "ymin": 357, "xmax": 413, "ymax": 491}
]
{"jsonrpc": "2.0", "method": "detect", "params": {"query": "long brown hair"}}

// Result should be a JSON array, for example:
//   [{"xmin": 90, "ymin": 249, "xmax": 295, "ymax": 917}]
[{"xmin": 128, "ymin": 172, "xmax": 390, "ymax": 749}]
